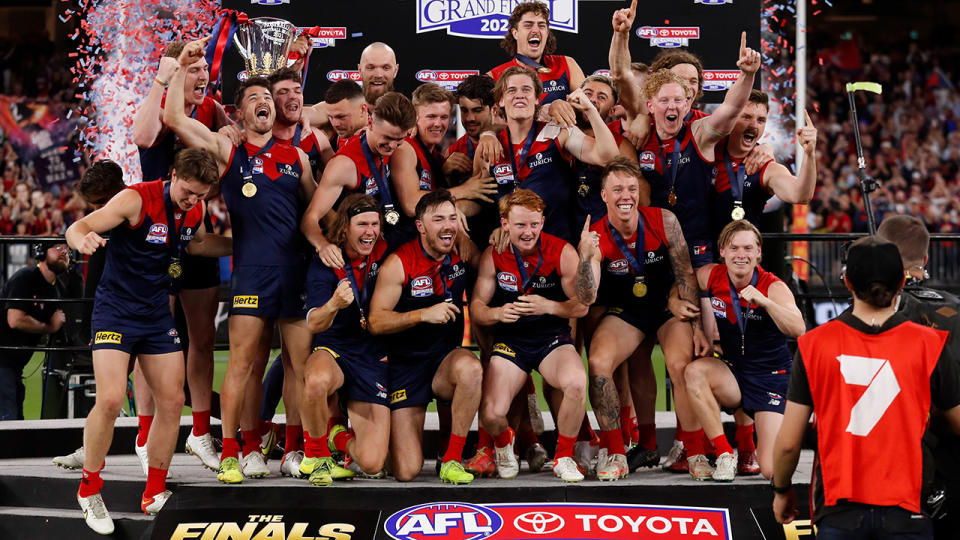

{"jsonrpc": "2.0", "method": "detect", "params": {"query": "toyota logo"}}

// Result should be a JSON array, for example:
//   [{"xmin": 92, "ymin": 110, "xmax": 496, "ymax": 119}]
[{"xmin": 513, "ymin": 511, "xmax": 564, "ymax": 534}]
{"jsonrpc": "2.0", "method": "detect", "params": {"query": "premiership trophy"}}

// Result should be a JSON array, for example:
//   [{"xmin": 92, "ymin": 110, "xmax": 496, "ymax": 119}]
[{"xmin": 233, "ymin": 17, "xmax": 297, "ymax": 77}]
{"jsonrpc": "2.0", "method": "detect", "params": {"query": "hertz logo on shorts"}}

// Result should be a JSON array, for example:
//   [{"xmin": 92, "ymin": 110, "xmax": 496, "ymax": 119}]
[
  {"xmin": 493, "ymin": 342, "xmax": 516, "ymax": 358},
  {"xmin": 94, "ymin": 331, "xmax": 122, "ymax": 344},
  {"xmin": 389, "ymin": 389, "xmax": 407, "ymax": 404},
  {"xmin": 233, "ymin": 295, "xmax": 259, "ymax": 308}
]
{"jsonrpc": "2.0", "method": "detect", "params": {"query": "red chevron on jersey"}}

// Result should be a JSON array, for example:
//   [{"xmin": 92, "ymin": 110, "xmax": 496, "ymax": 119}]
[{"xmin": 490, "ymin": 55, "xmax": 572, "ymax": 104}]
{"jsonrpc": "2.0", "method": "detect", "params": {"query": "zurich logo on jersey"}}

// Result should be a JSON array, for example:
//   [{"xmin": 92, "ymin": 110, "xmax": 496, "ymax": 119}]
[{"xmin": 146, "ymin": 223, "xmax": 168, "ymax": 244}]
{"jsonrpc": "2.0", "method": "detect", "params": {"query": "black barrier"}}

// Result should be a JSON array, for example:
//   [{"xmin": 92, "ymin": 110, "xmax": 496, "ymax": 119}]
[{"xmin": 220, "ymin": 0, "xmax": 762, "ymax": 105}]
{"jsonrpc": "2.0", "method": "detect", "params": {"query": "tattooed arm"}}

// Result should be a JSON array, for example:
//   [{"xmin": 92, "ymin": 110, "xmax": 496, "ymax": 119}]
[
  {"xmin": 575, "ymin": 215, "xmax": 602, "ymax": 304},
  {"xmin": 662, "ymin": 209, "xmax": 710, "ymax": 356}
]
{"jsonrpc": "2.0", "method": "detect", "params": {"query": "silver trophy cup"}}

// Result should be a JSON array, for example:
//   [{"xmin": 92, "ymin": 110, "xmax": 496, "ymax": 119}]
[{"xmin": 233, "ymin": 17, "xmax": 296, "ymax": 77}]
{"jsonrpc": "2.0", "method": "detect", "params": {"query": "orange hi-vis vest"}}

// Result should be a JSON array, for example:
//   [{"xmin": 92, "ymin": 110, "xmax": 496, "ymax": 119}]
[{"xmin": 797, "ymin": 318, "xmax": 948, "ymax": 513}]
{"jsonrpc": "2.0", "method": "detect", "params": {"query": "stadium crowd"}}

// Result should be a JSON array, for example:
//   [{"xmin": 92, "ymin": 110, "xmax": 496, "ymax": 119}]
[{"xmin": 0, "ymin": 3, "xmax": 957, "ymax": 540}]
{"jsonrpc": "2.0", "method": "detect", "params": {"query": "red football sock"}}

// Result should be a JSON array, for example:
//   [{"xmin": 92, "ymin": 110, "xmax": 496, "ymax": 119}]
[
  {"xmin": 477, "ymin": 427, "xmax": 493, "ymax": 450},
  {"xmin": 630, "ymin": 416, "xmax": 640, "ymax": 445},
  {"xmin": 601, "ymin": 429, "xmax": 624, "ymax": 455},
  {"xmin": 192, "ymin": 410, "xmax": 211, "ymax": 437},
  {"xmin": 136, "ymin": 415, "xmax": 153, "ymax": 447},
  {"xmin": 736, "ymin": 423, "xmax": 756, "ymax": 453},
  {"xmin": 494, "ymin": 428, "xmax": 514, "ymax": 448},
  {"xmin": 577, "ymin": 416, "xmax": 596, "ymax": 442},
  {"xmin": 78, "ymin": 468, "xmax": 103, "ymax": 498},
  {"xmin": 332, "ymin": 428, "xmax": 353, "ymax": 453},
  {"xmin": 259, "ymin": 420, "xmax": 272, "ymax": 437},
  {"xmin": 241, "ymin": 430, "xmax": 260, "ymax": 457},
  {"xmin": 555, "ymin": 434, "xmax": 577, "ymax": 460},
  {"xmin": 304, "ymin": 431, "xmax": 330, "ymax": 458},
  {"xmin": 285, "ymin": 425, "xmax": 303, "ymax": 453},
  {"xmin": 523, "ymin": 375, "xmax": 536, "ymax": 394},
  {"xmin": 711, "ymin": 434, "xmax": 733, "ymax": 456},
  {"xmin": 682, "ymin": 429, "xmax": 706, "ymax": 456},
  {"xmin": 144, "ymin": 466, "xmax": 168, "ymax": 498},
  {"xmin": 443, "ymin": 434, "xmax": 467, "ymax": 463},
  {"xmin": 638, "ymin": 423, "xmax": 657, "ymax": 450},
  {"xmin": 221, "ymin": 437, "xmax": 240, "ymax": 460},
  {"xmin": 619, "ymin": 407, "xmax": 632, "ymax": 446},
  {"xmin": 518, "ymin": 426, "xmax": 539, "ymax": 448}
]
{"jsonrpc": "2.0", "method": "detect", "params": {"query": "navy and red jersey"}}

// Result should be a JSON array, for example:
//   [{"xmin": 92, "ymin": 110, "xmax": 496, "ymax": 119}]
[
  {"xmin": 94, "ymin": 180, "xmax": 203, "ymax": 321},
  {"xmin": 796, "ymin": 317, "xmax": 947, "ymax": 514},
  {"xmin": 333, "ymin": 132, "xmax": 385, "ymax": 198},
  {"xmin": 590, "ymin": 207, "xmax": 673, "ymax": 311},
  {"xmin": 573, "ymin": 120, "xmax": 625, "ymax": 226},
  {"xmin": 636, "ymin": 123, "xmax": 715, "ymax": 246},
  {"xmin": 488, "ymin": 233, "xmax": 570, "ymax": 341},
  {"xmin": 386, "ymin": 238, "xmax": 469, "ymax": 360},
  {"xmin": 407, "ymin": 135, "xmax": 445, "ymax": 191},
  {"xmin": 275, "ymin": 124, "xmax": 323, "ymax": 180},
  {"xmin": 490, "ymin": 122, "xmax": 576, "ymax": 241},
  {"xmin": 712, "ymin": 139, "xmax": 773, "ymax": 231},
  {"xmin": 138, "ymin": 96, "xmax": 218, "ymax": 182},
  {"xmin": 220, "ymin": 139, "xmax": 305, "ymax": 268},
  {"xmin": 306, "ymin": 238, "xmax": 388, "ymax": 355},
  {"xmin": 707, "ymin": 264, "xmax": 791, "ymax": 374},
  {"xmin": 448, "ymin": 133, "xmax": 477, "ymax": 162},
  {"xmin": 686, "ymin": 108, "xmax": 708, "ymax": 122},
  {"xmin": 490, "ymin": 55, "xmax": 571, "ymax": 105}
]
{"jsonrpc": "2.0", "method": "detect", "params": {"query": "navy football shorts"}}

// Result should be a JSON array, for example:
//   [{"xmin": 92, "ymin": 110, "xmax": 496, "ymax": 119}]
[
  {"xmin": 91, "ymin": 315, "xmax": 181, "ymax": 356},
  {"xmin": 230, "ymin": 264, "xmax": 306, "ymax": 318},
  {"xmin": 490, "ymin": 332, "xmax": 573, "ymax": 374}
]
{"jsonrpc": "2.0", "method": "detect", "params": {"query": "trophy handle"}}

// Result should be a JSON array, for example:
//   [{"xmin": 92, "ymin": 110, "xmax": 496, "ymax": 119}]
[{"xmin": 232, "ymin": 34, "xmax": 249, "ymax": 59}]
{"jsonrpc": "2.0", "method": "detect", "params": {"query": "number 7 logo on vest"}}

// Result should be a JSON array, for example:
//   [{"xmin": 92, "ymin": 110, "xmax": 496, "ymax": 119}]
[{"xmin": 836, "ymin": 355, "xmax": 901, "ymax": 436}]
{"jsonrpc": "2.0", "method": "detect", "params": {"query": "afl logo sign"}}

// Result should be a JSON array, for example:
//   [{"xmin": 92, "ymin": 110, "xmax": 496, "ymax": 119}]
[
  {"xmin": 384, "ymin": 502, "xmax": 502, "ymax": 540},
  {"xmin": 326, "ymin": 70, "xmax": 362, "ymax": 83}
]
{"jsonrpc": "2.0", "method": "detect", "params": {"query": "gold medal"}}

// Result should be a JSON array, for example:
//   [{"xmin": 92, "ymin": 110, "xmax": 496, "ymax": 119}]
[
  {"xmin": 168, "ymin": 261, "xmax": 183, "ymax": 279},
  {"xmin": 537, "ymin": 67, "xmax": 551, "ymax": 74},
  {"xmin": 385, "ymin": 209, "xmax": 400, "ymax": 226},
  {"xmin": 360, "ymin": 315, "xmax": 367, "ymax": 330},
  {"xmin": 632, "ymin": 279, "xmax": 647, "ymax": 298},
  {"xmin": 578, "ymin": 183, "xmax": 590, "ymax": 197},
  {"xmin": 242, "ymin": 182, "xmax": 257, "ymax": 198},
  {"xmin": 668, "ymin": 192, "xmax": 678, "ymax": 206},
  {"xmin": 731, "ymin": 205, "xmax": 745, "ymax": 221}
]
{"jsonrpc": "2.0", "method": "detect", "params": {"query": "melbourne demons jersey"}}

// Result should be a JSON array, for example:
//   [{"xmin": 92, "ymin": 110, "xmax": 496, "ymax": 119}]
[
  {"xmin": 707, "ymin": 264, "xmax": 791, "ymax": 373},
  {"xmin": 94, "ymin": 181, "xmax": 203, "ymax": 321},
  {"xmin": 388, "ymin": 238, "xmax": 469, "ymax": 360},
  {"xmin": 407, "ymin": 135, "xmax": 445, "ymax": 191},
  {"xmin": 637, "ymin": 123, "xmax": 715, "ymax": 244},
  {"xmin": 306, "ymin": 238, "xmax": 388, "ymax": 354},
  {"xmin": 448, "ymin": 133, "xmax": 477, "ymax": 162},
  {"xmin": 220, "ymin": 139, "xmax": 304, "ymax": 267},
  {"xmin": 489, "ymin": 233, "xmax": 570, "ymax": 341},
  {"xmin": 573, "ymin": 120, "xmax": 625, "ymax": 226},
  {"xmin": 275, "ymin": 124, "xmax": 323, "ymax": 180},
  {"xmin": 590, "ymin": 207, "xmax": 673, "ymax": 311},
  {"xmin": 491, "ymin": 123, "xmax": 576, "ymax": 241},
  {"xmin": 138, "ymin": 96, "xmax": 217, "ymax": 182},
  {"xmin": 490, "ymin": 55, "xmax": 571, "ymax": 105},
  {"xmin": 797, "ymin": 318, "xmax": 947, "ymax": 513},
  {"xmin": 712, "ymin": 140, "xmax": 773, "ymax": 230}
]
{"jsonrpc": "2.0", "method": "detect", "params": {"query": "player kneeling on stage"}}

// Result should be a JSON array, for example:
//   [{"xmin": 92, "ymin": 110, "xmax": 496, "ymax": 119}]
[
  {"xmin": 471, "ymin": 189, "xmax": 590, "ymax": 483},
  {"xmin": 368, "ymin": 189, "xmax": 482, "ymax": 485},
  {"xmin": 683, "ymin": 219, "xmax": 804, "ymax": 482},
  {"xmin": 66, "ymin": 149, "xmax": 231, "ymax": 535},
  {"xmin": 301, "ymin": 194, "xmax": 390, "ymax": 486}
]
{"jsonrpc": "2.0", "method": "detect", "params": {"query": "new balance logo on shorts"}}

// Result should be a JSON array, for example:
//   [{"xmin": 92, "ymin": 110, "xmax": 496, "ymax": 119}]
[
  {"xmin": 233, "ymin": 295, "xmax": 259, "ymax": 308},
  {"xmin": 94, "ymin": 331, "xmax": 122, "ymax": 344}
]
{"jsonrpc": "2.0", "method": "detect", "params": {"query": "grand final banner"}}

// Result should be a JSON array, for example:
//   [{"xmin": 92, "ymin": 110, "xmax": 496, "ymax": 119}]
[{"xmin": 220, "ymin": 0, "xmax": 761, "ymax": 105}]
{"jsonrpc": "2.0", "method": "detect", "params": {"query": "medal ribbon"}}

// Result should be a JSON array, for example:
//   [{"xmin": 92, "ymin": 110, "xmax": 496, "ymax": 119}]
[
  {"xmin": 723, "ymin": 147, "xmax": 746, "ymax": 208},
  {"xmin": 342, "ymin": 252, "xmax": 373, "ymax": 315},
  {"xmin": 292, "ymin": 124, "xmax": 303, "ymax": 147},
  {"xmin": 419, "ymin": 238, "xmax": 454, "ymax": 301},
  {"xmin": 515, "ymin": 54, "xmax": 548, "ymax": 71},
  {"xmin": 466, "ymin": 136, "xmax": 475, "ymax": 160},
  {"xmin": 506, "ymin": 125, "xmax": 537, "ymax": 188},
  {"xmin": 237, "ymin": 138, "xmax": 275, "ymax": 183},
  {"xmin": 607, "ymin": 213, "xmax": 646, "ymax": 277},
  {"xmin": 163, "ymin": 181, "xmax": 186, "ymax": 271},
  {"xmin": 415, "ymin": 135, "xmax": 446, "ymax": 189},
  {"xmin": 728, "ymin": 268, "xmax": 759, "ymax": 356},
  {"xmin": 656, "ymin": 124, "xmax": 685, "ymax": 198},
  {"xmin": 511, "ymin": 241, "xmax": 544, "ymax": 294},
  {"xmin": 361, "ymin": 132, "xmax": 397, "ymax": 217}
]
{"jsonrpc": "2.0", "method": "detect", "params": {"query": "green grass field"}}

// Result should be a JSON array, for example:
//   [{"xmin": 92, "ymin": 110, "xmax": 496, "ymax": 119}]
[{"xmin": 19, "ymin": 347, "xmax": 670, "ymax": 419}]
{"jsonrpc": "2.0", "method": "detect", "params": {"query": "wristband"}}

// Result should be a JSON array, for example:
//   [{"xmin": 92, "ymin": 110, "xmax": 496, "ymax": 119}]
[
  {"xmin": 479, "ymin": 130, "xmax": 496, "ymax": 139},
  {"xmin": 770, "ymin": 478, "xmax": 792, "ymax": 494},
  {"xmin": 154, "ymin": 78, "xmax": 169, "ymax": 88}
]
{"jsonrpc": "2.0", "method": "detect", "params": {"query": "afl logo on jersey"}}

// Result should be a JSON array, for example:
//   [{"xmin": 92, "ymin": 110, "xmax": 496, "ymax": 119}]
[
  {"xmin": 711, "ymin": 296, "xmax": 726, "ymax": 318},
  {"xmin": 411, "ymin": 276, "xmax": 433, "ymax": 297},
  {"xmin": 146, "ymin": 223, "xmax": 168, "ymax": 244},
  {"xmin": 252, "ymin": 157, "xmax": 264, "ymax": 175},
  {"xmin": 364, "ymin": 177, "xmax": 379, "ymax": 196},
  {"xmin": 497, "ymin": 272, "xmax": 518, "ymax": 292},
  {"xmin": 639, "ymin": 150, "xmax": 656, "ymax": 171},
  {"xmin": 607, "ymin": 259, "xmax": 630, "ymax": 275},
  {"xmin": 494, "ymin": 163, "xmax": 514, "ymax": 185},
  {"xmin": 419, "ymin": 169, "xmax": 432, "ymax": 190}
]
